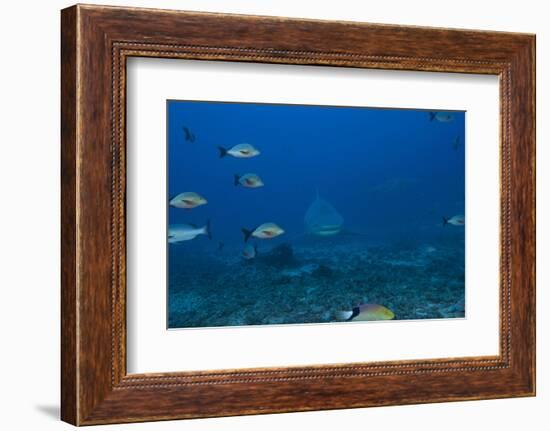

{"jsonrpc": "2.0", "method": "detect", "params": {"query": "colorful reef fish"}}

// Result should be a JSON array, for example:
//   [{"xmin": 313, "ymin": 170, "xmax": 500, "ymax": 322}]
[{"xmin": 337, "ymin": 304, "xmax": 395, "ymax": 321}]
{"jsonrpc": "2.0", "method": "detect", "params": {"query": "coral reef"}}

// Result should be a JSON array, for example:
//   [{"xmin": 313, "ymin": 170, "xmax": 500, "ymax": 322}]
[
  {"xmin": 168, "ymin": 236, "xmax": 465, "ymax": 328},
  {"xmin": 257, "ymin": 242, "xmax": 296, "ymax": 267}
]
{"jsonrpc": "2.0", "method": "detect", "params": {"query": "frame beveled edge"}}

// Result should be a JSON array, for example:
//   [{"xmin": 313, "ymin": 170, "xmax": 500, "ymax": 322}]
[{"xmin": 61, "ymin": 4, "xmax": 535, "ymax": 426}]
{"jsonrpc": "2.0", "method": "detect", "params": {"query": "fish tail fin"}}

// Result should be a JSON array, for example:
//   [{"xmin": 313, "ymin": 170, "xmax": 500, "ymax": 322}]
[
  {"xmin": 234, "ymin": 174, "xmax": 240, "ymax": 186},
  {"xmin": 241, "ymin": 228, "xmax": 253, "ymax": 243},
  {"xmin": 442, "ymin": 216, "xmax": 449, "ymax": 226},
  {"xmin": 203, "ymin": 219, "xmax": 212, "ymax": 239},
  {"xmin": 254, "ymin": 244, "xmax": 258, "ymax": 255},
  {"xmin": 336, "ymin": 310, "xmax": 353, "ymax": 321},
  {"xmin": 218, "ymin": 146, "xmax": 228, "ymax": 158},
  {"xmin": 429, "ymin": 112, "xmax": 436, "ymax": 121}
]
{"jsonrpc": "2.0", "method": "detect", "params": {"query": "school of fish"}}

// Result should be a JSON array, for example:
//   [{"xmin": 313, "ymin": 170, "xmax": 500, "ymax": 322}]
[{"xmin": 169, "ymin": 111, "xmax": 463, "ymax": 322}]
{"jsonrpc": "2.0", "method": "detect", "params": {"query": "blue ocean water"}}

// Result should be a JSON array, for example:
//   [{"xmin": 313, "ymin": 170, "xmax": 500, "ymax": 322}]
[{"xmin": 167, "ymin": 101, "xmax": 465, "ymax": 329}]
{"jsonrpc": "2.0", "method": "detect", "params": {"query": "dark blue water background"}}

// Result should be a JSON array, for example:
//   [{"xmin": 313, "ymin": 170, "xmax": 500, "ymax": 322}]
[{"xmin": 167, "ymin": 101, "xmax": 465, "ymax": 328}]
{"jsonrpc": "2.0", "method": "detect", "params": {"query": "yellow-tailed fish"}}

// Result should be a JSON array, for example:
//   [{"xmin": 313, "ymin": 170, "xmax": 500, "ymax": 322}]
[
  {"xmin": 241, "ymin": 223, "xmax": 284, "ymax": 242},
  {"xmin": 169, "ymin": 192, "xmax": 207, "ymax": 209},
  {"xmin": 218, "ymin": 143, "xmax": 260, "ymax": 158},
  {"xmin": 234, "ymin": 173, "xmax": 264, "ymax": 188},
  {"xmin": 337, "ymin": 304, "xmax": 395, "ymax": 321}
]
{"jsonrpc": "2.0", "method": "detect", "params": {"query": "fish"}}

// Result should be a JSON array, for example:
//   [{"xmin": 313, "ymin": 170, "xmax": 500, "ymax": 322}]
[
  {"xmin": 183, "ymin": 126, "xmax": 196, "ymax": 143},
  {"xmin": 442, "ymin": 215, "xmax": 465, "ymax": 226},
  {"xmin": 241, "ymin": 223, "xmax": 285, "ymax": 242},
  {"xmin": 218, "ymin": 143, "xmax": 260, "ymax": 158},
  {"xmin": 337, "ymin": 304, "xmax": 395, "ymax": 322},
  {"xmin": 429, "ymin": 111, "xmax": 454, "ymax": 122},
  {"xmin": 169, "ymin": 192, "xmax": 207, "ymax": 209},
  {"xmin": 234, "ymin": 173, "xmax": 264, "ymax": 188},
  {"xmin": 452, "ymin": 135, "xmax": 461, "ymax": 151},
  {"xmin": 422, "ymin": 245, "xmax": 437, "ymax": 253},
  {"xmin": 168, "ymin": 220, "xmax": 211, "ymax": 243},
  {"xmin": 304, "ymin": 191, "xmax": 344, "ymax": 236},
  {"xmin": 242, "ymin": 244, "xmax": 258, "ymax": 260}
]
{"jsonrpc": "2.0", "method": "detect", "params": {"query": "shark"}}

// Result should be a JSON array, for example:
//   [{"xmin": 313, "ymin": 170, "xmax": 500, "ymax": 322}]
[{"xmin": 304, "ymin": 191, "xmax": 344, "ymax": 237}]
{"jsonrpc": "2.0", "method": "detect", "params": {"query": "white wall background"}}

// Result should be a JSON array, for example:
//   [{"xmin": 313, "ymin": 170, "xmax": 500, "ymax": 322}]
[{"xmin": 0, "ymin": 1, "xmax": 546, "ymax": 429}]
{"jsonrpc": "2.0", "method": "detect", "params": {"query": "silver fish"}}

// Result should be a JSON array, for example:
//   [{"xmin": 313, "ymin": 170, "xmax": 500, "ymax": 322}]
[
  {"xmin": 241, "ymin": 223, "xmax": 284, "ymax": 242},
  {"xmin": 168, "ymin": 221, "xmax": 211, "ymax": 243},
  {"xmin": 169, "ymin": 192, "xmax": 207, "ymax": 209},
  {"xmin": 443, "ymin": 215, "xmax": 465, "ymax": 226},
  {"xmin": 242, "ymin": 244, "xmax": 258, "ymax": 260},
  {"xmin": 218, "ymin": 143, "xmax": 260, "ymax": 158},
  {"xmin": 234, "ymin": 173, "xmax": 264, "ymax": 188},
  {"xmin": 429, "ymin": 111, "xmax": 454, "ymax": 122}
]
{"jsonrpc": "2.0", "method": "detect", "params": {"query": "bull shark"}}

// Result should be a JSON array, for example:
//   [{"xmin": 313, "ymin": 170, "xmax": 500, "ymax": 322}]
[{"xmin": 304, "ymin": 191, "xmax": 344, "ymax": 237}]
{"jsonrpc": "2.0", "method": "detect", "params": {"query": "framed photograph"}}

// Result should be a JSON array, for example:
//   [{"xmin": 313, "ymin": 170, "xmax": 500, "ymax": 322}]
[
  {"xmin": 61, "ymin": 4, "xmax": 535, "ymax": 425},
  {"xmin": 164, "ymin": 100, "xmax": 466, "ymax": 330}
]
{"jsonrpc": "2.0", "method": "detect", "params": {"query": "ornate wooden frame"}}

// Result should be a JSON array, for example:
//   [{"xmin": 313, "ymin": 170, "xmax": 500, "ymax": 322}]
[{"xmin": 61, "ymin": 4, "xmax": 535, "ymax": 425}]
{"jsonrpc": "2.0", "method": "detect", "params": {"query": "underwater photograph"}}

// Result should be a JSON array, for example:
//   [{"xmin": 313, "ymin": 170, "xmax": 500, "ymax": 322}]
[{"xmin": 167, "ymin": 100, "xmax": 465, "ymax": 329}]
